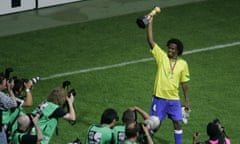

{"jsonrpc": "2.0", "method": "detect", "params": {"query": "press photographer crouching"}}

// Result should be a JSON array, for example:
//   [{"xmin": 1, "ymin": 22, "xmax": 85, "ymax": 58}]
[
  {"xmin": 31, "ymin": 81, "xmax": 76, "ymax": 144},
  {"xmin": 113, "ymin": 106, "xmax": 160, "ymax": 144},
  {"xmin": 12, "ymin": 76, "xmax": 40, "ymax": 107},
  {"xmin": 0, "ymin": 72, "xmax": 17, "ymax": 144},
  {"xmin": 1, "ymin": 68, "xmax": 41, "ymax": 143},
  {"xmin": 3, "ymin": 76, "xmax": 40, "ymax": 143},
  {"xmin": 193, "ymin": 118, "xmax": 231, "ymax": 144},
  {"xmin": 124, "ymin": 122, "xmax": 154, "ymax": 144},
  {"xmin": 10, "ymin": 113, "xmax": 43, "ymax": 144}
]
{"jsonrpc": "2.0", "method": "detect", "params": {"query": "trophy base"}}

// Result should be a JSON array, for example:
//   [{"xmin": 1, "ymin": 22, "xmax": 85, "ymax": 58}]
[{"xmin": 136, "ymin": 16, "xmax": 149, "ymax": 29}]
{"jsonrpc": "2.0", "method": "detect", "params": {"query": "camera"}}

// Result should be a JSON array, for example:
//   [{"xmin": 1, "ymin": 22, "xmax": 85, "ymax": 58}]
[
  {"xmin": 62, "ymin": 80, "xmax": 76, "ymax": 97},
  {"xmin": 4, "ymin": 67, "xmax": 13, "ymax": 80},
  {"xmin": 68, "ymin": 89, "xmax": 76, "ymax": 97},
  {"xmin": 134, "ymin": 122, "xmax": 154, "ymax": 144},
  {"xmin": 2, "ymin": 67, "xmax": 14, "ymax": 83},
  {"xmin": 23, "ymin": 76, "xmax": 40, "ymax": 85},
  {"xmin": 143, "ymin": 116, "xmax": 160, "ymax": 131}
]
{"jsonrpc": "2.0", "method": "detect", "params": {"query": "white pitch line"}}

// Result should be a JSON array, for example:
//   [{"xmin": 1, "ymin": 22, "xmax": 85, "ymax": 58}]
[{"xmin": 41, "ymin": 41, "xmax": 240, "ymax": 80}]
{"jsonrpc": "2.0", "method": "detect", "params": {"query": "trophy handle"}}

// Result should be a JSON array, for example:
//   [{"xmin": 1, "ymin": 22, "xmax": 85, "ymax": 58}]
[{"xmin": 148, "ymin": 6, "xmax": 161, "ymax": 17}]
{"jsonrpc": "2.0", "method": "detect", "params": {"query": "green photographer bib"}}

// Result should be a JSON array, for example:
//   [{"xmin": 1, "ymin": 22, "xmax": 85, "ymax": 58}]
[{"xmin": 32, "ymin": 101, "xmax": 59, "ymax": 144}]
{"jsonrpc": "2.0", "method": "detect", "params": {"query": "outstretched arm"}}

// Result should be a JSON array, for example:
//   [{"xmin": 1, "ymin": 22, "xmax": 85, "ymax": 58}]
[{"xmin": 129, "ymin": 106, "xmax": 150, "ymax": 120}]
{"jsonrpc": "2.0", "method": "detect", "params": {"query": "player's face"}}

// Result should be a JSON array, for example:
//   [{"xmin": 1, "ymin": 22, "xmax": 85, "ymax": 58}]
[{"xmin": 167, "ymin": 43, "xmax": 178, "ymax": 58}]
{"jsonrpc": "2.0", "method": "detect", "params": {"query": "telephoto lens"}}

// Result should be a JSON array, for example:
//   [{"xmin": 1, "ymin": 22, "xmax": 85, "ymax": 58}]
[{"xmin": 30, "ymin": 76, "xmax": 40, "ymax": 85}]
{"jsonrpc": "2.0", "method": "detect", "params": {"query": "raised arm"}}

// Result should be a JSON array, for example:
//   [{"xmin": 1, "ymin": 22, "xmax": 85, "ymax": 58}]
[
  {"xmin": 31, "ymin": 114, "xmax": 43, "ymax": 143},
  {"xmin": 63, "ymin": 94, "xmax": 76, "ymax": 121},
  {"xmin": 22, "ymin": 80, "xmax": 33, "ymax": 106},
  {"xmin": 147, "ymin": 16, "xmax": 155, "ymax": 49},
  {"xmin": 129, "ymin": 106, "xmax": 150, "ymax": 120},
  {"xmin": 142, "ymin": 123, "xmax": 154, "ymax": 144}
]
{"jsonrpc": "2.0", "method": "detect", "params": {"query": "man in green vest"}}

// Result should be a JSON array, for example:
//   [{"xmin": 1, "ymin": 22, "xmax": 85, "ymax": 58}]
[
  {"xmin": 12, "ymin": 113, "xmax": 42, "ymax": 144},
  {"xmin": 32, "ymin": 86, "xmax": 76, "ymax": 144},
  {"xmin": 112, "ymin": 106, "xmax": 150, "ymax": 144},
  {"xmin": 85, "ymin": 108, "xmax": 119, "ymax": 144}
]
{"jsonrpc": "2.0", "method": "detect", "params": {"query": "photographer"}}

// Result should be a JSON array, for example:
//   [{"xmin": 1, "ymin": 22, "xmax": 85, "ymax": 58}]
[
  {"xmin": 124, "ymin": 123, "xmax": 153, "ymax": 144},
  {"xmin": 11, "ymin": 113, "xmax": 42, "ymax": 144},
  {"xmin": 85, "ymin": 108, "xmax": 119, "ymax": 144},
  {"xmin": 31, "ymin": 86, "xmax": 76, "ymax": 144},
  {"xmin": 12, "ymin": 78, "xmax": 35, "ymax": 107},
  {"xmin": 2, "ymin": 77, "xmax": 39, "ymax": 142},
  {"xmin": 0, "ymin": 72, "xmax": 17, "ymax": 144},
  {"xmin": 193, "ymin": 120, "xmax": 231, "ymax": 144},
  {"xmin": 112, "ymin": 106, "xmax": 152, "ymax": 144}
]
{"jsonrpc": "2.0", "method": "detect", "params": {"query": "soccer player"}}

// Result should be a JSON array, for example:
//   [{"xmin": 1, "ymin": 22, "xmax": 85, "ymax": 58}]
[{"xmin": 146, "ymin": 14, "xmax": 190, "ymax": 144}]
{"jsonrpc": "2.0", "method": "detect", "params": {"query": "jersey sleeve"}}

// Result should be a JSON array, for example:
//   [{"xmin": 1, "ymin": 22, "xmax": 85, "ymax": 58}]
[
  {"xmin": 150, "ymin": 44, "xmax": 167, "ymax": 65},
  {"xmin": 181, "ymin": 61, "xmax": 190, "ymax": 82}
]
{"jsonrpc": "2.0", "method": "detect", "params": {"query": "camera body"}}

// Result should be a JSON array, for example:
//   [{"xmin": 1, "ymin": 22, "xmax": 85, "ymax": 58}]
[
  {"xmin": 67, "ymin": 89, "xmax": 76, "ymax": 97},
  {"xmin": 143, "ymin": 116, "xmax": 160, "ymax": 131},
  {"xmin": 135, "ymin": 122, "xmax": 154, "ymax": 144}
]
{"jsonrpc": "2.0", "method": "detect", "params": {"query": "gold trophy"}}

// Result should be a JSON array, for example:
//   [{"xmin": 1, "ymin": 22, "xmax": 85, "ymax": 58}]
[{"xmin": 136, "ymin": 6, "xmax": 161, "ymax": 28}]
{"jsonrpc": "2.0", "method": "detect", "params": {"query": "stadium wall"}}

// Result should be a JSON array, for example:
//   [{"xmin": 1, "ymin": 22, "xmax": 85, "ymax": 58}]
[{"xmin": 0, "ymin": 0, "xmax": 82, "ymax": 15}]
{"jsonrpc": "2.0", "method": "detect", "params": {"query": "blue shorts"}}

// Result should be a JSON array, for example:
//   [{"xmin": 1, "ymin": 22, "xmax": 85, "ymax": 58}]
[{"xmin": 149, "ymin": 96, "xmax": 182, "ymax": 121}]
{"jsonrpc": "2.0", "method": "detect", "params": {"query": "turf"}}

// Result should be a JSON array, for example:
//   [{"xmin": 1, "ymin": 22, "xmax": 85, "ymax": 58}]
[{"xmin": 0, "ymin": 0, "xmax": 240, "ymax": 143}]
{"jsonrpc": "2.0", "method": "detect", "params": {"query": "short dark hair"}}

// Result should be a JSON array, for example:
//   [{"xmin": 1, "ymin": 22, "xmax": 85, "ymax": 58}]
[
  {"xmin": 167, "ymin": 38, "xmax": 184, "ymax": 56},
  {"xmin": 12, "ymin": 79, "xmax": 24, "ymax": 96},
  {"xmin": 100, "ymin": 108, "xmax": 119, "ymax": 124},
  {"xmin": 122, "ymin": 109, "xmax": 137, "ymax": 124},
  {"xmin": 207, "ymin": 122, "xmax": 220, "ymax": 140},
  {"xmin": 125, "ymin": 123, "xmax": 140, "ymax": 138}
]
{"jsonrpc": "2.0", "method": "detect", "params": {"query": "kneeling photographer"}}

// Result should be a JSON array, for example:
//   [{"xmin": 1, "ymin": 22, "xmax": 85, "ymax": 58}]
[
  {"xmin": 31, "ymin": 80, "xmax": 76, "ymax": 144},
  {"xmin": 0, "ymin": 67, "xmax": 40, "ymax": 142},
  {"xmin": 10, "ymin": 113, "xmax": 43, "ymax": 144},
  {"xmin": 192, "ymin": 118, "xmax": 231, "ymax": 144},
  {"xmin": 2, "ymin": 67, "xmax": 40, "ymax": 107},
  {"xmin": 124, "ymin": 122, "xmax": 153, "ymax": 144},
  {"xmin": 113, "ymin": 106, "xmax": 160, "ymax": 144},
  {"xmin": 11, "ymin": 76, "xmax": 40, "ymax": 107}
]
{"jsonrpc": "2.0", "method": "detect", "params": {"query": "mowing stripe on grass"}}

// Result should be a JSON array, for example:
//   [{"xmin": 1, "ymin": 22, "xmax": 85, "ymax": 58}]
[{"xmin": 42, "ymin": 41, "xmax": 240, "ymax": 80}]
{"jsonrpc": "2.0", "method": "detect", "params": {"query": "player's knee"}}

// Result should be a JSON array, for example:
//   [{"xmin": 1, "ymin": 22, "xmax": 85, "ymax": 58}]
[{"xmin": 173, "ymin": 120, "xmax": 182, "ymax": 130}]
